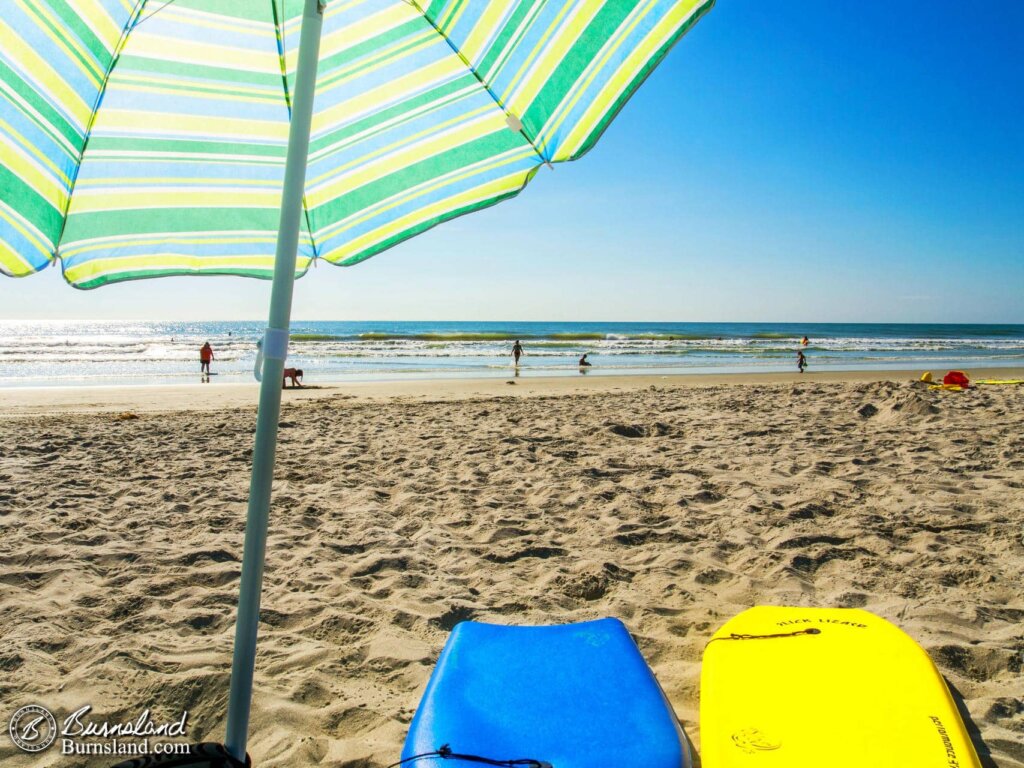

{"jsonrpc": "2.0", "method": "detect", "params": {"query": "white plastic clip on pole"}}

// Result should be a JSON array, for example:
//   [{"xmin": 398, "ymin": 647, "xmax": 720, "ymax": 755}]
[
  {"xmin": 262, "ymin": 327, "xmax": 289, "ymax": 361},
  {"xmin": 252, "ymin": 329, "xmax": 289, "ymax": 382}
]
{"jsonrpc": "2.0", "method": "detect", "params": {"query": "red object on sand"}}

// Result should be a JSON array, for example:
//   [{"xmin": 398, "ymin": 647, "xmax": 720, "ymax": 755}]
[{"xmin": 943, "ymin": 371, "xmax": 970, "ymax": 388}]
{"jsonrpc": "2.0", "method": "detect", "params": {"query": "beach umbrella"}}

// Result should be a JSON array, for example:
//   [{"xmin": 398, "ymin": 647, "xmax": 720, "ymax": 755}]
[{"xmin": 0, "ymin": 0, "xmax": 714, "ymax": 763}]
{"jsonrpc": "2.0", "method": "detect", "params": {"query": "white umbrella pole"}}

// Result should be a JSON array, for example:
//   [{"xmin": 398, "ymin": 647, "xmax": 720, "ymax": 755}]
[{"xmin": 225, "ymin": 0, "xmax": 324, "ymax": 761}]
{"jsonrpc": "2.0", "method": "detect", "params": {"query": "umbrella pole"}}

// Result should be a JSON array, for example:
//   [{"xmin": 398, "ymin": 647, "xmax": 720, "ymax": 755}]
[{"xmin": 225, "ymin": 0, "xmax": 325, "ymax": 762}]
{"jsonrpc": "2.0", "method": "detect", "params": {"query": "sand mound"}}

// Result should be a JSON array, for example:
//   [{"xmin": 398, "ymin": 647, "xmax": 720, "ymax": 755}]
[{"xmin": 855, "ymin": 381, "xmax": 940, "ymax": 423}]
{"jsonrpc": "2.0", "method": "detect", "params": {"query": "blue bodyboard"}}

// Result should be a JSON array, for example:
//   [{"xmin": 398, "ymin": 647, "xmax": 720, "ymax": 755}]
[{"xmin": 401, "ymin": 618, "xmax": 692, "ymax": 768}]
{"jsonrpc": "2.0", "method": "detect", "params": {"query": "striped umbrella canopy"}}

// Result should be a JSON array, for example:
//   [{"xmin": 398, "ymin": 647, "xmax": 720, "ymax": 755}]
[
  {"xmin": 2, "ymin": 0, "xmax": 712, "ymax": 288},
  {"xmin": 1, "ymin": 0, "xmax": 713, "ymax": 764}
]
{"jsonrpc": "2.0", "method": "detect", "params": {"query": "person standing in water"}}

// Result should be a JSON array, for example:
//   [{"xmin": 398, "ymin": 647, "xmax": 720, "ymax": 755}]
[
  {"xmin": 200, "ymin": 341, "xmax": 214, "ymax": 382},
  {"xmin": 578, "ymin": 354, "xmax": 592, "ymax": 367},
  {"xmin": 511, "ymin": 340, "xmax": 524, "ymax": 366},
  {"xmin": 797, "ymin": 349, "xmax": 807, "ymax": 373}
]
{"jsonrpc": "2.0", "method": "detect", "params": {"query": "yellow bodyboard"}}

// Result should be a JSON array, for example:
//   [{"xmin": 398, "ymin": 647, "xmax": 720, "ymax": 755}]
[
  {"xmin": 699, "ymin": 606, "xmax": 981, "ymax": 768},
  {"xmin": 975, "ymin": 379, "xmax": 1024, "ymax": 385}
]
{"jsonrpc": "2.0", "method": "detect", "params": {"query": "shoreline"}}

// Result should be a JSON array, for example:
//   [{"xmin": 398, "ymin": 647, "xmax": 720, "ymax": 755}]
[{"xmin": 1, "ymin": 367, "xmax": 1021, "ymax": 416}]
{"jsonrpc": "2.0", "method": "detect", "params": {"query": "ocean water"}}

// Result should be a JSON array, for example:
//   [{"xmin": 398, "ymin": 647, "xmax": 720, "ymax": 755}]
[{"xmin": 0, "ymin": 320, "xmax": 1021, "ymax": 388}]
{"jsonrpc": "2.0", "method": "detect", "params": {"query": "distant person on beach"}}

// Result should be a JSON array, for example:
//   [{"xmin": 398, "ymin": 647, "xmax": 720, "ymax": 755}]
[
  {"xmin": 200, "ymin": 342, "xmax": 214, "ymax": 382},
  {"xmin": 801, "ymin": 336, "xmax": 810, "ymax": 346},
  {"xmin": 511, "ymin": 340, "xmax": 524, "ymax": 366},
  {"xmin": 797, "ymin": 349, "xmax": 807, "ymax": 373},
  {"xmin": 578, "ymin": 354, "xmax": 592, "ymax": 367}
]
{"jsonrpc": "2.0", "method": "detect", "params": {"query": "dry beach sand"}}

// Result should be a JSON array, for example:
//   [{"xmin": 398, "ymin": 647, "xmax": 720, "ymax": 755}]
[{"xmin": 1, "ymin": 372, "xmax": 1022, "ymax": 766}]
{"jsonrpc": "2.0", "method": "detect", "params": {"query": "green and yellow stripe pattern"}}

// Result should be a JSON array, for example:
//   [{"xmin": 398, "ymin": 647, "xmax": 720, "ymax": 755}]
[{"xmin": 1, "ymin": 0, "xmax": 713, "ymax": 288}]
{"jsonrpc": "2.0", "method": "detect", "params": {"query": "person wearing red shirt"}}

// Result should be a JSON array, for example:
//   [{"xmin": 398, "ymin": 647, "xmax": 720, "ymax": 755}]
[{"xmin": 200, "ymin": 342, "xmax": 214, "ymax": 382}]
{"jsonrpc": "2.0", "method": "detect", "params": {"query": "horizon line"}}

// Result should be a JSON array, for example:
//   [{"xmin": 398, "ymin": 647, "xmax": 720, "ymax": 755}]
[{"xmin": 1, "ymin": 318, "xmax": 1022, "ymax": 326}]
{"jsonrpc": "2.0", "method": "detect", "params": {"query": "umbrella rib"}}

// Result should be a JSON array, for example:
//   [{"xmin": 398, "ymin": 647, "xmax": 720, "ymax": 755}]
[
  {"xmin": 54, "ymin": 0, "xmax": 151, "ymax": 262},
  {"xmin": 133, "ymin": 0, "xmax": 181, "ymax": 29},
  {"xmin": 271, "ymin": 0, "xmax": 321, "ymax": 264},
  {"xmin": 405, "ymin": 0, "xmax": 550, "ymax": 167}
]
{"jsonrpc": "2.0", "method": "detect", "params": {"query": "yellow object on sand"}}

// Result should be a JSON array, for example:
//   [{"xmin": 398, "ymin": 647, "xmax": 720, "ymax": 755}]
[
  {"xmin": 975, "ymin": 379, "xmax": 1024, "ymax": 385},
  {"xmin": 700, "ymin": 606, "xmax": 981, "ymax": 768},
  {"xmin": 929, "ymin": 383, "xmax": 966, "ymax": 392},
  {"xmin": 919, "ymin": 371, "xmax": 933, "ymax": 382}
]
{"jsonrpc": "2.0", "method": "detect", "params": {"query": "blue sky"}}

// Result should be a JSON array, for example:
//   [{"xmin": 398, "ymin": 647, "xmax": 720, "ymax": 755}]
[{"xmin": 2, "ymin": 0, "xmax": 1021, "ymax": 322}]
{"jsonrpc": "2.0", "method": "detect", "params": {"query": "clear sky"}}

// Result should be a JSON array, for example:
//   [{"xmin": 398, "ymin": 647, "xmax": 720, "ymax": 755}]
[{"xmin": 2, "ymin": 1, "xmax": 1021, "ymax": 322}]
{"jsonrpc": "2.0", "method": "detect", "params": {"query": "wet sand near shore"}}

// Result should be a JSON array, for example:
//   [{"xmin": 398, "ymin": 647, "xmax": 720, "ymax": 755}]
[{"xmin": 1, "ymin": 366, "xmax": 1021, "ymax": 415}]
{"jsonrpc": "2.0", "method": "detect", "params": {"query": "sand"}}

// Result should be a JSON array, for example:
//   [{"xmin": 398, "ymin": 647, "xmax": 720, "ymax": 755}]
[{"xmin": 1, "ymin": 372, "xmax": 1022, "ymax": 767}]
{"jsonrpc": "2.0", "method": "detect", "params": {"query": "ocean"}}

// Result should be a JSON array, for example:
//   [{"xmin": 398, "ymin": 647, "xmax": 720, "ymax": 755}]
[{"xmin": 0, "ymin": 320, "xmax": 1021, "ymax": 388}]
